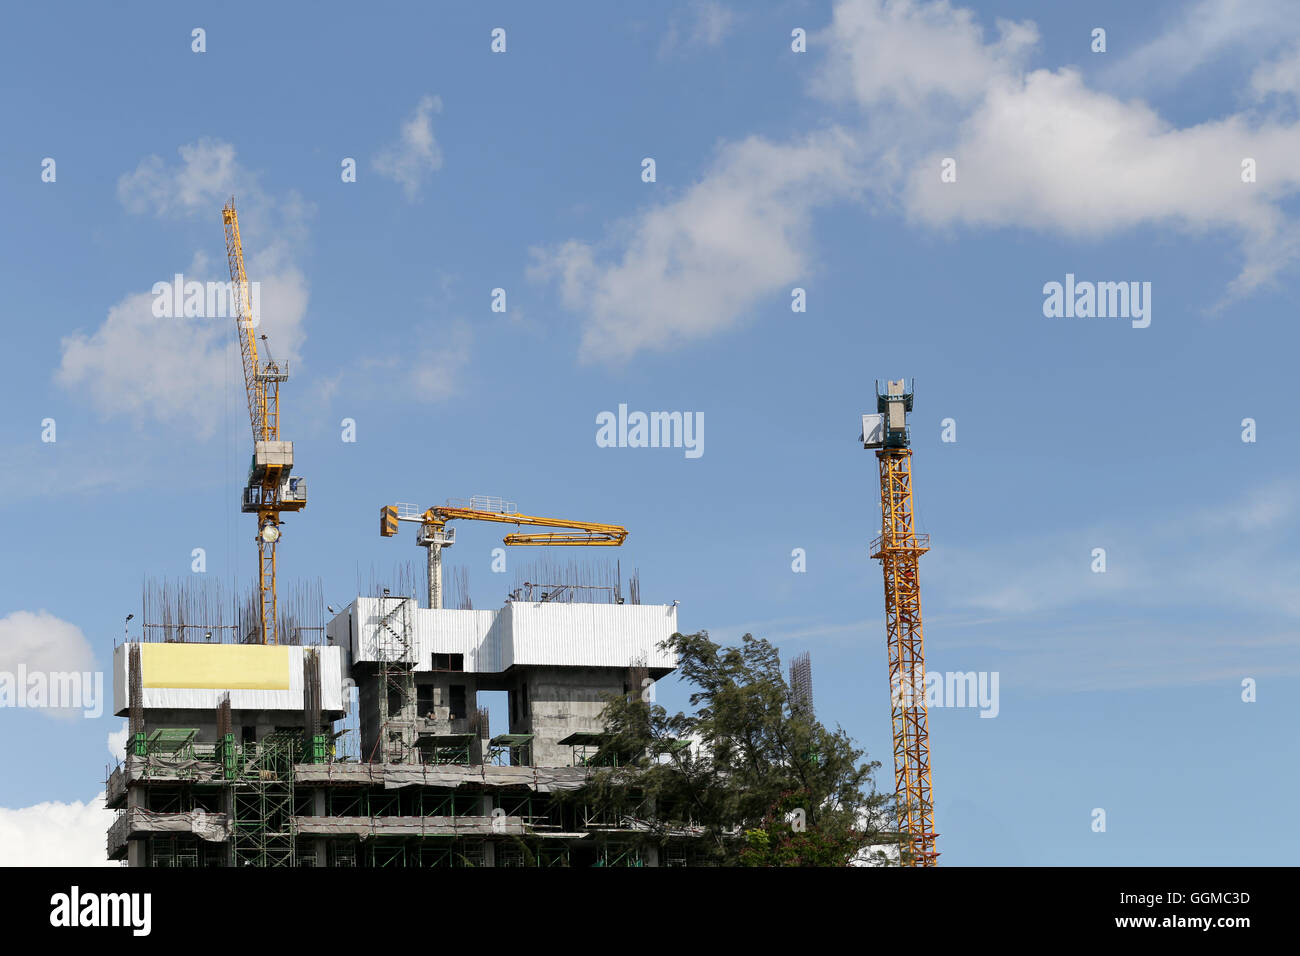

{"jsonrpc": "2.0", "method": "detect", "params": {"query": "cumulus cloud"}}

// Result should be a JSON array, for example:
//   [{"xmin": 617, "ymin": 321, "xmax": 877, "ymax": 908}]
[
  {"xmin": 529, "ymin": 129, "xmax": 858, "ymax": 363},
  {"xmin": 117, "ymin": 138, "xmax": 240, "ymax": 217},
  {"xmin": 56, "ymin": 284, "xmax": 229, "ymax": 435},
  {"xmin": 0, "ymin": 610, "xmax": 97, "ymax": 721},
  {"xmin": 903, "ymin": 68, "xmax": 1300, "ymax": 295},
  {"xmin": 59, "ymin": 141, "xmax": 311, "ymax": 434},
  {"xmin": 535, "ymin": 0, "xmax": 1300, "ymax": 362},
  {"xmin": 813, "ymin": 0, "xmax": 1037, "ymax": 110},
  {"xmin": 372, "ymin": 95, "xmax": 444, "ymax": 200},
  {"xmin": 0, "ymin": 793, "xmax": 118, "ymax": 866},
  {"xmin": 108, "ymin": 722, "xmax": 129, "ymax": 763},
  {"xmin": 817, "ymin": 0, "xmax": 1300, "ymax": 288},
  {"xmin": 56, "ymin": 255, "xmax": 308, "ymax": 437}
]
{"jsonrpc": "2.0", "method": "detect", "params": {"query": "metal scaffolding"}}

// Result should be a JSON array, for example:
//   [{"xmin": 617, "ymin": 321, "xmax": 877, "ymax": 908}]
[
  {"xmin": 230, "ymin": 732, "xmax": 299, "ymax": 867},
  {"xmin": 374, "ymin": 595, "xmax": 417, "ymax": 763}
]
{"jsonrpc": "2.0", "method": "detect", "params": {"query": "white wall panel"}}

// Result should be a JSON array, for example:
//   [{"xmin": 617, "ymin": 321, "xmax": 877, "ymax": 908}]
[{"xmin": 338, "ymin": 599, "xmax": 678, "ymax": 673}]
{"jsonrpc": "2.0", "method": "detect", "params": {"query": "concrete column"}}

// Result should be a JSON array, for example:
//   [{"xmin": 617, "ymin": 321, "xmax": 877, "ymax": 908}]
[
  {"xmin": 427, "ymin": 543, "xmax": 442, "ymax": 610},
  {"xmin": 126, "ymin": 784, "xmax": 146, "ymax": 867},
  {"xmin": 314, "ymin": 788, "xmax": 327, "ymax": 866},
  {"xmin": 482, "ymin": 794, "xmax": 496, "ymax": 868},
  {"xmin": 223, "ymin": 779, "xmax": 235, "ymax": 866}
]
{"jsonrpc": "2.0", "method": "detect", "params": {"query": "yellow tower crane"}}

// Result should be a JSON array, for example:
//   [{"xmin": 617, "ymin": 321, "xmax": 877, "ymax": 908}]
[
  {"xmin": 222, "ymin": 198, "xmax": 306, "ymax": 645},
  {"xmin": 862, "ymin": 379, "xmax": 938, "ymax": 866},
  {"xmin": 379, "ymin": 496, "xmax": 627, "ymax": 609}
]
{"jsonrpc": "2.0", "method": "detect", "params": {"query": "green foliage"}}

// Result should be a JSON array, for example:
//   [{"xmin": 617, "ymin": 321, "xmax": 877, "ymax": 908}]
[
  {"xmin": 570, "ymin": 631, "xmax": 893, "ymax": 866},
  {"xmin": 739, "ymin": 789, "xmax": 879, "ymax": 867}
]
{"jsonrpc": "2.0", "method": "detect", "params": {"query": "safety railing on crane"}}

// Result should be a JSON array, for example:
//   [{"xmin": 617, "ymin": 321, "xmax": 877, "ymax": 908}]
[
  {"xmin": 870, "ymin": 532, "xmax": 931, "ymax": 554},
  {"xmin": 444, "ymin": 495, "xmax": 517, "ymax": 514}
]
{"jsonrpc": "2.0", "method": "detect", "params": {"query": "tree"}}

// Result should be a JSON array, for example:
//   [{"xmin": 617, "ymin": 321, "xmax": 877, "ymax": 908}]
[{"xmin": 569, "ymin": 631, "xmax": 893, "ymax": 866}]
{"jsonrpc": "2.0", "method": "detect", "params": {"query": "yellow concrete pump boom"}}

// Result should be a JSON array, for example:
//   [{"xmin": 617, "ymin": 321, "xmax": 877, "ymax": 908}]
[{"xmin": 380, "ymin": 496, "xmax": 627, "ymax": 608}]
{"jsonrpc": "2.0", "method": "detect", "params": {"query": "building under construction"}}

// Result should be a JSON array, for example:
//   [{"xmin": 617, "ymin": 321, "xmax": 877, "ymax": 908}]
[
  {"xmin": 105, "ymin": 585, "xmax": 694, "ymax": 867},
  {"xmin": 107, "ymin": 203, "xmax": 699, "ymax": 866}
]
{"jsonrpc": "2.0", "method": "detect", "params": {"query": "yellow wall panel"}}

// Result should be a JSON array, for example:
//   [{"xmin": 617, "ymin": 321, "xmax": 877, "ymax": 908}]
[{"xmin": 141, "ymin": 644, "xmax": 291, "ymax": 690}]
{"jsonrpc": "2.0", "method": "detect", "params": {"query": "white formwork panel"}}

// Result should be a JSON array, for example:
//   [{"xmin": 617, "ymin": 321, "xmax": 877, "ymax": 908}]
[
  {"xmin": 342, "ymin": 597, "xmax": 678, "ymax": 673},
  {"xmin": 345, "ymin": 597, "xmax": 503, "ymax": 670},
  {"xmin": 507, "ymin": 602, "xmax": 678, "ymax": 670},
  {"xmin": 411, "ymin": 607, "xmax": 504, "ymax": 672}
]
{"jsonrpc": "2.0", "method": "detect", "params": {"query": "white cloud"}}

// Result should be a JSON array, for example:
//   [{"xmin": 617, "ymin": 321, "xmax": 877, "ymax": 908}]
[
  {"xmin": 56, "ymin": 257, "xmax": 309, "ymax": 438},
  {"xmin": 117, "ymin": 139, "xmax": 240, "ymax": 217},
  {"xmin": 372, "ymin": 95, "xmax": 444, "ymax": 200},
  {"xmin": 0, "ymin": 793, "xmax": 118, "ymax": 866},
  {"xmin": 902, "ymin": 68, "xmax": 1300, "ymax": 295},
  {"xmin": 831, "ymin": 0, "xmax": 1300, "ymax": 297},
  {"xmin": 530, "ymin": 129, "xmax": 858, "ymax": 363},
  {"xmin": 1105, "ymin": 0, "xmax": 1300, "ymax": 92},
  {"xmin": 108, "ymin": 722, "xmax": 129, "ymax": 763},
  {"xmin": 1252, "ymin": 42, "xmax": 1300, "ymax": 97},
  {"xmin": 0, "ymin": 610, "xmax": 94, "ymax": 672},
  {"xmin": 660, "ymin": 1, "xmax": 738, "ymax": 56},
  {"xmin": 538, "ymin": 0, "xmax": 1300, "ymax": 362},
  {"xmin": 60, "ymin": 142, "xmax": 311, "ymax": 434},
  {"xmin": 0, "ymin": 610, "xmax": 96, "ymax": 721},
  {"xmin": 814, "ymin": 0, "xmax": 1037, "ymax": 110},
  {"xmin": 56, "ymin": 285, "xmax": 229, "ymax": 436}
]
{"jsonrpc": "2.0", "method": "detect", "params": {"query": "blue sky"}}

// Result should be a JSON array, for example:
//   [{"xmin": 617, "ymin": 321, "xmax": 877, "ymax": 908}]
[{"xmin": 2, "ymin": 0, "xmax": 1299, "ymax": 865}]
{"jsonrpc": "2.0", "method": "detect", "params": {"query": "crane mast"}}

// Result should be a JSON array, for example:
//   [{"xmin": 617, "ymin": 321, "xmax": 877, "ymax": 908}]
[
  {"xmin": 380, "ymin": 496, "xmax": 627, "ymax": 609},
  {"xmin": 863, "ymin": 379, "xmax": 938, "ymax": 866},
  {"xmin": 222, "ymin": 199, "xmax": 306, "ymax": 645}
]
